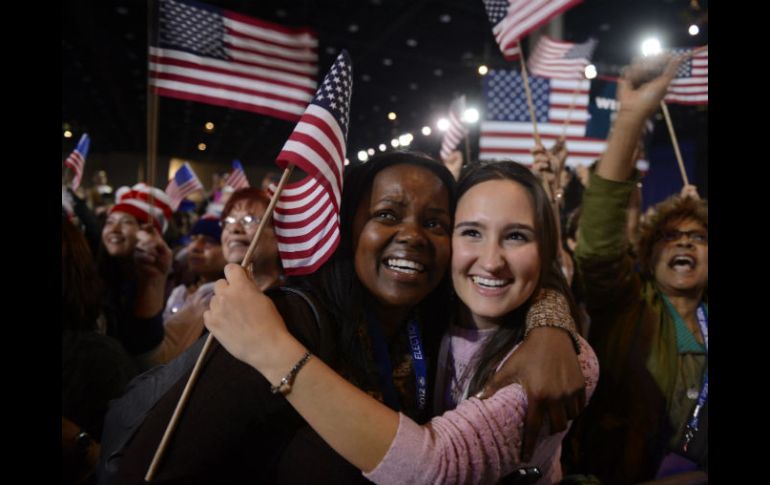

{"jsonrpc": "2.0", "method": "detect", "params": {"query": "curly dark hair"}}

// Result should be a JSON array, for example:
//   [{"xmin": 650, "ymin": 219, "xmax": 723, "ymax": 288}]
[{"xmin": 636, "ymin": 195, "xmax": 708, "ymax": 277}]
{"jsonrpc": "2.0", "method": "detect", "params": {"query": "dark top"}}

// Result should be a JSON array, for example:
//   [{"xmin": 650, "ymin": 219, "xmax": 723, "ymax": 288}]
[
  {"xmin": 98, "ymin": 287, "xmax": 356, "ymax": 485},
  {"xmin": 62, "ymin": 329, "xmax": 139, "ymax": 441}
]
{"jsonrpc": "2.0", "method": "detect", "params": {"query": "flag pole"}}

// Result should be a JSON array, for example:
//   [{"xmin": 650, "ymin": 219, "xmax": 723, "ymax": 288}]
[
  {"xmin": 146, "ymin": 0, "xmax": 159, "ymax": 228},
  {"xmin": 145, "ymin": 164, "xmax": 295, "ymax": 482},
  {"xmin": 464, "ymin": 134, "xmax": 471, "ymax": 167},
  {"xmin": 659, "ymin": 100, "xmax": 689, "ymax": 187},
  {"xmin": 516, "ymin": 41, "xmax": 541, "ymax": 147},
  {"xmin": 560, "ymin": 84, "xmax": 580, "ymax": 140}
]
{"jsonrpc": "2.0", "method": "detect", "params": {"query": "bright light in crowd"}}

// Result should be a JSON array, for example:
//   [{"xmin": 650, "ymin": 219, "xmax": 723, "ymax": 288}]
[
  {"xmin": 641, "ymin": 38, "xmax": 662, "ymax": 57},
  {"xmin": 357, "ymin": 150, "xmax": 368, "ymax": 162},
  {"xmin": 478, "ymin": 65, "xmax": 488, "ymax": 75},
  {"xmin": 688, "ymin": 24, "xmax": 700, "ymax": 36},
  {"xmin": 387, "ymin": 112, "xmax": 397, "ymax": 120},
  {"xmin": 399, "ymin": 133, "xmax": 413, "ymax": 146},
  {"xmin": 379, "ymin": 144, "xmax": 387, "ymax": 151},
  {"xmin": 584, "ymin": 64, "xmax": 598, "ymax": 79},
  {"xmin": 391, "ymin": 138, "xmax": 400, "ymax": 148},
  {"xmin": 205, "ymin": 121, "xmax": 215, "ymax": 130},
  {"xmin": 344, "ymin": 158, "xmax": 350, "ymax": 166},
  {"xmin": 437, "ymin": 118, "xmax": 450, "ymax": 131},
  {"xmin": 367, "ymin": 148, "xmax": 375, "ymax": 156},
  {"xmin": 63, "ymin": 130, "xmax": 73, "ymax": 138},
  {"xmin": 198, "ymin": 143, "xmax": 207, "ymax": 151},
  {"xmin": 462, "ymin": 108, "xmax": 480, "ymax": 123},
  {"xmin": 421, "ymin": 126, "xmax": 432, "ymax": 136}
]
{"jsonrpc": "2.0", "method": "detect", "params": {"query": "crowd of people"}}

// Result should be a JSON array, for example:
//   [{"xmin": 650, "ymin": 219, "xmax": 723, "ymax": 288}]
[{"xmin": 62, "ymin": 53, "xmax": 707, "ymax": 485}]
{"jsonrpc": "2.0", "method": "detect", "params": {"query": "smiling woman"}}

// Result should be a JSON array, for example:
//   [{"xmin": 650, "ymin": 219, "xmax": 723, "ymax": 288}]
[
  {"xmin": 352, "ymin": 163, "xmax": 452, "ymax": 319},
  {"xmin": 219, "ymin": 187, "xmax": 283, "ymax": 290},
  {"xmin": 202, "ymin": 159, "xmax": 597, "ymax": 484},
  {"xmin": 99, "ymin": 152, "xmax": 458, "ymax": 484}
]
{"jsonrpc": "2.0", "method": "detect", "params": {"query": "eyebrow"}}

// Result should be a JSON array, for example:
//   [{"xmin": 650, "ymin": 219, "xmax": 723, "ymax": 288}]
[
  {"xmin": 376, "ymin": 197, "xmax": 407, "ymax": 207},
  {"xmin": 455, "ymin": 221, "xmax": 535, "ymax": 232},
  {"xmin": 375, "ymin": 198, "xmax": 449, "ymax": 215}
]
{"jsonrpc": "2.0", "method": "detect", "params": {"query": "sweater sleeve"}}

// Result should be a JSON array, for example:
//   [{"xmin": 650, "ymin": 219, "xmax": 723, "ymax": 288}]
[
  {"xmin": 365, "ymin": 337, "xmax": 599, "ymax": 485},
  {"xmin": 574, "ymin": 172, "xmax": 643, "ymax": 339}
]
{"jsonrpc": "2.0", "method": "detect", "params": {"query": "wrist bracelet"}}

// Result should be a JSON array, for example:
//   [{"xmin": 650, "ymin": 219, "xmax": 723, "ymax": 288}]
[
  {"xmin": 270, "ymin": 352, "xmax": 312, "ymax": 395},
  {"xmin": 525, "ymin": 289, "xmax": 581, "ymax": 354}
]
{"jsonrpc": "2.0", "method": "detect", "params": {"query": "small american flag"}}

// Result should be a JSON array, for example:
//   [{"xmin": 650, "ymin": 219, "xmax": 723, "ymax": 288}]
[
  {"xmin": 271, "ymin": 50, "xmax": 352, "ymax": 275},
  {"xmin": 165, "ymin": 162, "xmax": 204, "ymax": 211},
  {"xmin": 150, "ymin": 0, "xmax": 318, "ymax": 121},
  {"xmin": 64, "ymin": 133, "xmax": 90, "ymax": 190},
  {"xmin": 480, "ymin": 69, "xmax": 607, "ymax": 167},
  {"xmin": 224, "ymin": 159, "xmax": 249, "ymax": 190},
  {"xmin": 665, "ymin": 47, "xmax": 708, "ymax": 105},
  {"xmin": 483, "ymin": 0, "xmax": 583, "ymax": 61},
  {"xmin": 528, "ymin": 36, "xmax": 597, "ymax": 80},
  {"xmin": 440, "ymin": 96, "xmax": 469, "ymax": 161}
]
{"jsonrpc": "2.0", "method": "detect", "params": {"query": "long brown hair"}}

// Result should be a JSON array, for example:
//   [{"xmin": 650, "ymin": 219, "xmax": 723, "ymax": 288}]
[{"xmin": 456, "ymin": 162, "xmax": 580, "ymax": 396}]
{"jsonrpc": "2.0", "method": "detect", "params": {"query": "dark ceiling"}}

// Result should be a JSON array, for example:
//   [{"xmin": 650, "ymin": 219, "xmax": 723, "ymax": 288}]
[{"xmin": 62, "ymin": 0, "xmax": 708, "ymax": 173}]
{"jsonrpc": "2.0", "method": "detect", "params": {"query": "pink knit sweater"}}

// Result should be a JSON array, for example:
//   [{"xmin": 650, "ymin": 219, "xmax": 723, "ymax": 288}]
[{"xmin": 364, "ymin": 336, "xmax": 599, "ymax": 485}]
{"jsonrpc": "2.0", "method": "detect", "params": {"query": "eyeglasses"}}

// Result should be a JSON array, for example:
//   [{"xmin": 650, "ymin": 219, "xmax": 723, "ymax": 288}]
[
  {"xmin": 220, "ymin": 214, "xmax": 262, "ymax": 230},
  {"xmin": 656, "ymin": 229, "xmax": 708, "ymax": 244}
]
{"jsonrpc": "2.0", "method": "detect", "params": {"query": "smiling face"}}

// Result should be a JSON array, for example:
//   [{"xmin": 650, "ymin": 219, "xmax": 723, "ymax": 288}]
[
  {"xmin": 652, "ymin": 217, "xmax": 708, "ymax": 297},
  {"xmin": 451, "ymin": 179, "xmax": 541, "ymax": 329},
  {"xmin": 102, "ymin": 211, "xmax": 140, "ymax": 257},
  {"xmin": 352, "ymin": 164, "xmax": 452, "ymax": 313},
  {"xmin": 221, "ymin": 199, "xmax": 278, "ymax": 267}
]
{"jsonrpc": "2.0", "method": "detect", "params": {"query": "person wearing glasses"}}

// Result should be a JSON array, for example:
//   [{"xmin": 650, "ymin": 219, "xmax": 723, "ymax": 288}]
[
  {"xmin": 140, "ymin": 188, "xmax": 283, "ymax": 367},
  {"xmin": 219, "ymin": 187, "xmax": 284, "ymax": 290},
  {"xmin": 563, "ymin": 54, "xmax": 708, "ymax": 483}
]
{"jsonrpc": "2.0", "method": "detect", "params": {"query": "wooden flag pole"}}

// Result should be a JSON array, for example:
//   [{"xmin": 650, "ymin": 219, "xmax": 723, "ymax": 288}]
[
  {"xmin": 659, "ymin": 101, "xmax": 689, "ymax": 187},
  {"xmin": 464, "ymin": 133, "xmax": 471, "ymax": 167},
  {"xmin": 560, "ymin": 84, "xmax": 581, "ymax": 140},
  {"xmin": 517, "ymin": 41, "xmax": 541, "ymax": 147},
  {"xmin": 145, "ymin": 164, "xmax": 295, "ymax": 482},
  {"xmin": 145, "ymin": 0, "xmax": 160, "ymax": 228}
]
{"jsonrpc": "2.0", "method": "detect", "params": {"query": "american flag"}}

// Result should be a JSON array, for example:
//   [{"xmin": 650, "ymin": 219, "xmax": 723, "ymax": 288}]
[
  {"xmin": 224, "ymin": 159, "xmax": 249, "ymax": 190},
  {"xmin": 483, "ymin": 0, "xmax": 583, "ymax": 61},
  {"xmin": 479, "ymin": 69, "xmax": 606, "ymax": 167},
  {"xmin": 528, "ymin": 36, "xmax": 597, "ymax": 79},
  {"xmin": 271, "ymin": 50, "xmax": 351, "ymax": 275},
  {"xmin": 150, "ymin": 0, "xmax": 318, "ymax": 121},
  {"xmin": 165, "ymin": 162, "xmax": 204, "ymax": 211},
  {"xmin": 665, "ymin": 47, "xmax": 708, "ymax": 105},
  {"xmin": 440, "ymin": 96, "xmax": 469, "ymax": 161},
  {"xmin": 64, "ymin": 133, "xmax": 90, "ymax": 190}
]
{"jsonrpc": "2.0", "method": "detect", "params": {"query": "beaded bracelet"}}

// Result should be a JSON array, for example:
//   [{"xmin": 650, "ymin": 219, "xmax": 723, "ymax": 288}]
[
  {"xmin": 524, "ymin": 289, "xmax": 581, "ymax": 354},
  {"xmin": 270, "ymin": 352, "xmax": 312, "ymax": 395}
]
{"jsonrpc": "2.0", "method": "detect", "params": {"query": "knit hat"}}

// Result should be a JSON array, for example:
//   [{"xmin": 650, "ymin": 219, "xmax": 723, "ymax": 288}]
[{"xmin": 110, "ymin": 183, "xmax": 173, "ymax": 233}]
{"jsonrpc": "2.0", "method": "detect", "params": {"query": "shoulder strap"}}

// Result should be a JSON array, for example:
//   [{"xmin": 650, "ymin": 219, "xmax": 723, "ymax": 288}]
[{"xmin": 276, "ymin": 286, "xmax": 322, "ymax": 332}]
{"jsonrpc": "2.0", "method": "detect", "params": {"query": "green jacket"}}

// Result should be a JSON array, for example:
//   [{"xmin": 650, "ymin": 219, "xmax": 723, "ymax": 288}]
[{"xmin": 568, "ymin": 173, "xmax": 705, "ymax": 483}]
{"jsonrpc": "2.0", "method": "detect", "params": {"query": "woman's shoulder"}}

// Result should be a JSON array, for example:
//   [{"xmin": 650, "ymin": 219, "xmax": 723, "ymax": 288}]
[{"xmin": 266, "ymin": 285, "xmax": 337, "ymax": 360}]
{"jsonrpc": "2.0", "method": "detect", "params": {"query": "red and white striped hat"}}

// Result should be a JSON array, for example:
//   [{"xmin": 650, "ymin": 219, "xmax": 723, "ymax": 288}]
[{"xmin": 110, "ymin": 183, "xmax": 173, "ymax": 233}]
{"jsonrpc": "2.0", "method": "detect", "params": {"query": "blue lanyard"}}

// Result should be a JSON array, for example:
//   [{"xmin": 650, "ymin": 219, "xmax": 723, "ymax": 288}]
[
  {"xmin": 682, "ymin": 305, "xmax": 708, "ymax": 451},
  {"xmin": 365, "ymin": 310, "xmax": 428, "ymax": 412}
]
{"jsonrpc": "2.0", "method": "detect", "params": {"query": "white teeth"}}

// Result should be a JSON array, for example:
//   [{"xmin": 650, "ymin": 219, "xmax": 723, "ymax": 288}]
[
  {"xmin": 386, "ymin": 258, "xmax": 425, "ymax": 273},
  {"xmin": 228, "ymin": 241, "xmax": 246, "ymax": 248},
  {"xmin": 472, "ymin": 276, "xmax": 509, "ymax": 287},
  {"xmin": 671, "ymin": 255, "xmax": 695, "ymax": 267}
]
